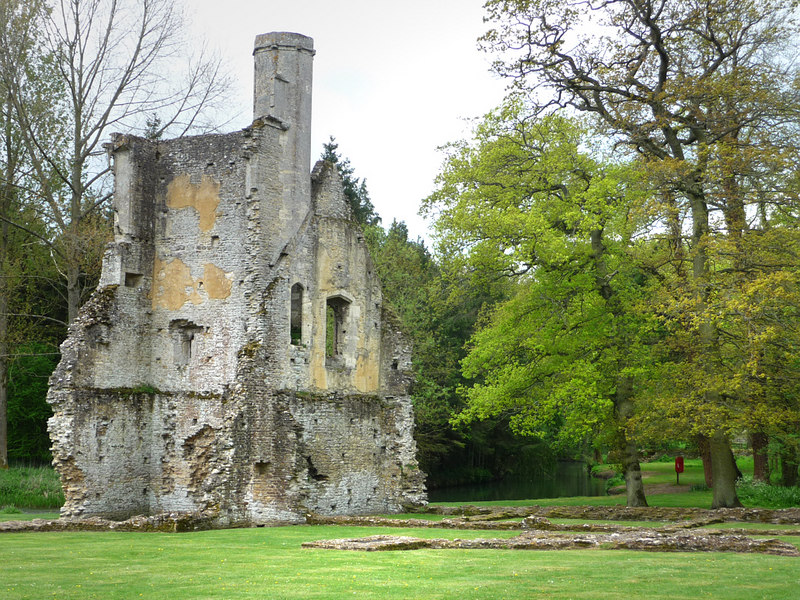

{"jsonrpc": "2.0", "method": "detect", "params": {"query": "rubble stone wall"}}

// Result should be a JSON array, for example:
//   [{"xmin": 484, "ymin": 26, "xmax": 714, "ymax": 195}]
[{"xmin": 47, "ymin": 31, "xmax": 426, "ymax": 525}]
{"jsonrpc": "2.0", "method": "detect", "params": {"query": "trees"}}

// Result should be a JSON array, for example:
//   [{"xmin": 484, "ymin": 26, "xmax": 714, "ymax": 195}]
[
  {"xmin": 0, "ymin": 0, "xmax": 231, "ymax": 323},
  {"xmin": 0, "ymin": 0, "xmax": 64, "ymax": 469},
  {"xmin": 481, "ymin": 0, "xmax": 800, "ymax": 507},
  {"xmin": 0, "ymin": 0, "xmax": 231, "ymax": 467},
  {"xmin": 321, "ymin": 137, "xmax": 381, "ymax": 227},
  {"xmin": 424, "ymin": 102, "xmax": 655, "ymax": 505}
]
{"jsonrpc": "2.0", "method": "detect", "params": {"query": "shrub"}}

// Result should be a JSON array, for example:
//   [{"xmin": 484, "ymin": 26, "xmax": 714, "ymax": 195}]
[
  {"xmin": 0, "ymin": 466, "xmax": 64, "ymax": 509},
  {"xmin": 604, "ymin": 474, "xmax": 625, "ymax": 494},
  {"xmin": 736, "ymin": 478, "xmax": 800, "ymax": 509}
]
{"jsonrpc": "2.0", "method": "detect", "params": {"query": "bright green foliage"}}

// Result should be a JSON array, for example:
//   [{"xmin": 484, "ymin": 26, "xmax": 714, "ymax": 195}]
[
  {"xmin": 364, "ymin": 220, "xmax": 524, "ymax": 485},
  {"xmin": 424, "ymin": 101, "xmax": 655, "ymax": 456},
  {"xmin": 736, "ymin": 478, "xmax": 800, "ymax": 509},
  {"xmin": 641, "ymin": 224, "xmax": 800, "ymax": 436},
  {"xmin": 480, "ymin": 0, "xmax": 800, "ymax": 506}
]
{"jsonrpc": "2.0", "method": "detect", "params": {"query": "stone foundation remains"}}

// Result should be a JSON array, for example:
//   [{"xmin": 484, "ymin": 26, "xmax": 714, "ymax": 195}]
[{"xmin": 47, "ymin": 32, "xmax": 426, "ymax": 525}]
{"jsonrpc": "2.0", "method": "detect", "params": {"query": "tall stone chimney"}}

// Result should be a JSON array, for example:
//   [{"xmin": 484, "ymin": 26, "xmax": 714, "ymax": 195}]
[{"xmin": 252, "ymin": 32, "xmax": 315, "ymax": 255}]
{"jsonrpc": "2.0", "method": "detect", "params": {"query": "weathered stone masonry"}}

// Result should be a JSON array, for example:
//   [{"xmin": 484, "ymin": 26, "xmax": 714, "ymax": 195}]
[{"xmin": 47, "ymin": 32, "xmax": 426, "ymax": 525}]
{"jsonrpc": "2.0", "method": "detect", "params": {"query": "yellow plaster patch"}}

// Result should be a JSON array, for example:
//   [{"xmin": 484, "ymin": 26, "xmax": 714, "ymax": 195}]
[
  {"xmin": 151, "ymin": 257, "xmax": 202, "ymax": 310},
  {"xmin": 151, "ymin": 257, "xmax": 233, "ymax": 310},
  {"xmin": 354, "ymin": 354, "xmax": 379, "ymax": 393},
  {"xmin": 166, "ymin": 174, "xmax": 221, "ymax": 232},
  {"xmin": 309, "ymin": 334, "xmax": 328, "ymax": 390},
  {"xmin": 202, "ymin": 263, "xmax": 232, "ymax": 299}
]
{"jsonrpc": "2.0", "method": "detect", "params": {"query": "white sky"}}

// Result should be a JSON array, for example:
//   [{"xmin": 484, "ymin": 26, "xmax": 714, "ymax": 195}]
[{"xmin": 188, "ymin": 0, "xmax": 508, "ymax": 242}]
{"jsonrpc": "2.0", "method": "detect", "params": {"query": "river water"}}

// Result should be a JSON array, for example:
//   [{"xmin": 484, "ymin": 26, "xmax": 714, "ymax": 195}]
[{"xmin": 427, "ymin": 461, "xmax": 605, "ymax": 503}]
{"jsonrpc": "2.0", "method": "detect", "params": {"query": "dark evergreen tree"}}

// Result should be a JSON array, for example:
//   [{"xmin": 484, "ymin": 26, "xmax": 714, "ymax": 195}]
[{"xmin": 320, "ymin": 136, "xmax": 381, "ymax": 227}]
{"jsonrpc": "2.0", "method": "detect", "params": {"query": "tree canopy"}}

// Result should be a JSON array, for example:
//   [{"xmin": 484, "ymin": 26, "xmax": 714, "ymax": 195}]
[{"xmin": 471, "ymin": 0, "xmax": 800, "ymax": 507}]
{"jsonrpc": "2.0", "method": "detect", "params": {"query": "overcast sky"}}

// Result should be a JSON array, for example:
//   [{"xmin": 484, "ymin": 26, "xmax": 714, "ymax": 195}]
[{"xmin": 189, "ymin": 0, "xmax": 508, "ymax": 242}]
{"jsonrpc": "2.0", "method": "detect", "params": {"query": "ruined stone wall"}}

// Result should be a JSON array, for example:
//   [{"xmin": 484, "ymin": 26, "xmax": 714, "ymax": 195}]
[{"xmin": 47, "ymin": 31, "xmax": 426, "ymax": 525}]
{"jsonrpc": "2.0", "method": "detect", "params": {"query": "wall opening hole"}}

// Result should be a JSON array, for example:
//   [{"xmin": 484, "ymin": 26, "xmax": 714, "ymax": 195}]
[
  {"xmin": 169, "ymin": 319, "xmax": 204, "ymax": 367},
  {"xmin": 325, "ymin": 296, "xmax": 350, "ymax": 358},
  {"xmin": 391, "ymin": 359, "xmax": 399, "ymax": 370},
  {"xmin": 211, "ymin": 235, "xmax": 220, "ymax": 249},
  {"xmin": 290, "ymin": 283, "xmax": 303, "ymax": 345},
  {"xmin": 254, "ymin": 461, "xmax": 271, "ymax": 476},
  {"xmin": 306, "ymin": 456, "xmax": 328, "ymax": 481},
  {"xmin": 124, "ymin": 272, "xmax": 143, "ymax": 288}
]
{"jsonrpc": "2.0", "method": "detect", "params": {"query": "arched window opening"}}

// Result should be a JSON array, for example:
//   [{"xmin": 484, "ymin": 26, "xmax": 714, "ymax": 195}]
[
  {"xmin": 325, "ymin": 296, "xmax": 350, "ymax": 358},
  {"xmin": 290, "ymin": 283, "xmax": 303, "ymax": 345}
]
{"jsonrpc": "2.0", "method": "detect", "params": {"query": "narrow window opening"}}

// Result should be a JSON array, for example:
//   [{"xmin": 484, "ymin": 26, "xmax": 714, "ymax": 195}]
[
  {"xmin": 290, "ymin": 283, "xmax": 303, "ymax": 345},
  {"xmin": 325, "ymin": 296, "xmax": 350, "ymax": 358}
]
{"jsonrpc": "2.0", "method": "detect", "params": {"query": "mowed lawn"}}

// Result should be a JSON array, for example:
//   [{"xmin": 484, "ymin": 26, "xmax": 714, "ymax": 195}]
[
  {"xmin": 3, "ymin": 459, "xmax": 798, "ymax": 599},
  {"xmin": 2, "ymin": 523, "xmax": 799, "ymax": 600}
]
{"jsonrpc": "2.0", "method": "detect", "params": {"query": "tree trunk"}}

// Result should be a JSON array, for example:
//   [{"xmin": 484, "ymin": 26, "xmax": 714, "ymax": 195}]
[
  {"xmin": 751, "ymin": 432, "xmax": 770, "ymax": 483},
  {"xmin": 687, "ymin": 187, "xmax": 742, "ymax": 509},
  {"xmin": 697, "ymin": 434, "xmax": 713, "ymax": 488},
  {"xmin": 0, "ymin": 288, "xmax": 7, "ymax": 470},
  {"xmin": 779, "ymin": 444, "xmax": 799, "ymax": 487},
  {"xmin": 587, "ymin": 228, "xmax": 646, "ymax": 506},
  {"xmin": 0, "ymin": 362, "xmax": 6, "ymax": 470},
  {"xmin": 710, "ymin": 432, "xmax": 743, "ymax": 508},
  {"xmin": 0, "ymin": 118, "xmax": 9, "ymax": 470},
  {"xmin": 615, "ymin": 376, "xmax": 648, "ymax": 507},
  {"xmin": 67, "ymin": 261, "xmax": 81, "ymax": 326}
]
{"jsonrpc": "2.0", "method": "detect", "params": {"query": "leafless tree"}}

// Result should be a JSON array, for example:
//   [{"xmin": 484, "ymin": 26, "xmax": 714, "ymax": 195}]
[
  {"xmin": 0, "ymin": 0, "xmax": 232, "ymax": 324},
  {"xmin": 0, "ymin": 0, "xmax": 232, "ymax": 467}
]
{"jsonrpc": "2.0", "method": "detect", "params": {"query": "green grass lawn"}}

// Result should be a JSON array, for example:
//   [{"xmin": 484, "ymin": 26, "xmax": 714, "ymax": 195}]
[
  {"xmin": 2, "ymin": 459, "xmax": 798, "ymax": 599},
  {"xmin": 429, "ymin": 490, "xmax": 715, "ymax": 508},
  {"xmin": 0, "ymin": 511, "xmax": 61, "ymax": 521},
  {"xmin": 2, "ymin": 525, "xmax": 799, "ymax": 600}
]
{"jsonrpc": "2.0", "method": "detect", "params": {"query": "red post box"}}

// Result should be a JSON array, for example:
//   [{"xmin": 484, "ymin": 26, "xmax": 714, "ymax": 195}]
[{"xmin": 675, "ymin": 456, "xmax": 684, "ymax": 484}]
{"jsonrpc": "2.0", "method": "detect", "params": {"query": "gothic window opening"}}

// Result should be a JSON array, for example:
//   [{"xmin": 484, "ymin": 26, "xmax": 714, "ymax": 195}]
[
  {"xmin": 325, "ymin": 296, "xmax": 350, "ymax": 359},
  {"xmin": 290, "ymin": 283, "xmax": 303, "ymax": 345}
]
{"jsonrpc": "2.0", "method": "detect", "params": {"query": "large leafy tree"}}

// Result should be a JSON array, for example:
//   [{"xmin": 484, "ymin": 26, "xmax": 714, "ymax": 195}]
[
  {"xmin": 424, "ymin": 103, "xmax": 656, "ymax": 505},
  {"xmin": 481, "ymin": 0, "xmax": 800, "ymax": 507}
]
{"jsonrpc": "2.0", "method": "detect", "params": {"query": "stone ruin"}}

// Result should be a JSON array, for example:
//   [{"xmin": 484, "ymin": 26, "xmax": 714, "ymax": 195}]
[{"xmin": 46, "ymin": 32, "xmax": 427, "ymax": 525}]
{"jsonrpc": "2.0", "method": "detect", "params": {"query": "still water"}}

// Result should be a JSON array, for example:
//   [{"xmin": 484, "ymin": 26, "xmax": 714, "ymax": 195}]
[{"xmin": 428, "ymin": 461, "xmax": 606, "ymax": 503}]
